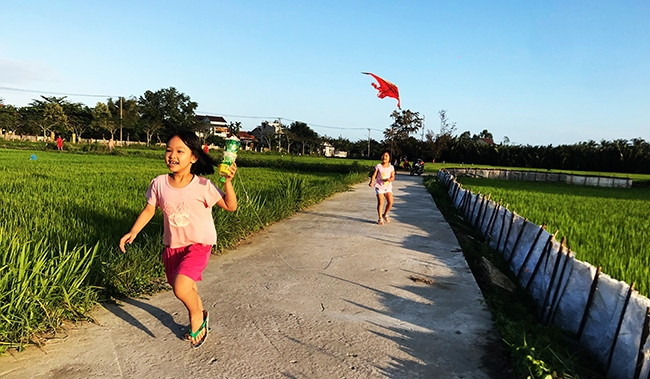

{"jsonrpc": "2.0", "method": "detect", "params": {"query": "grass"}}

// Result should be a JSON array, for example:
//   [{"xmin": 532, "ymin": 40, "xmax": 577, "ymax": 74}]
[{"xmin": 0, "ymin": 231, "xmax": 99, "ymax": 349}]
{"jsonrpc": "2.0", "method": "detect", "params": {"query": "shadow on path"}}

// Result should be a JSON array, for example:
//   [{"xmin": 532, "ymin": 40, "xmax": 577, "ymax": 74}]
[{"xmin": 104, "ymin": 297, "xmax": 186, "ymax": 340}]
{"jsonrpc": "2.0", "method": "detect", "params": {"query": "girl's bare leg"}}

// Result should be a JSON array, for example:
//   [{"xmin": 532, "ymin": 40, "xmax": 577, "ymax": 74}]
[
  {"xmin": 383, "ymin": 192, "xmax": 394, "ymax": 219},
  {"xmin": 173, "ymin": 274, "xmax": 205, "ymax": 343},
  {"xmin": 192, "ymin": 281, "xmax": 203, "ymax": 313},
  {"xmin": 376, "ymin": 193, "xmax": 385, "ymax": 221}
]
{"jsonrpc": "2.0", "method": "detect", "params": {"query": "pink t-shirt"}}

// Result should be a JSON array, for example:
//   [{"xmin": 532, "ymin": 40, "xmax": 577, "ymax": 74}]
[
  {"xmin": 374, "ymin": 163, "xmax": 394, "ymax": 192},
  {"xmin": 146, "ymin": 174, "xmax": 224, "ymax": 249}
]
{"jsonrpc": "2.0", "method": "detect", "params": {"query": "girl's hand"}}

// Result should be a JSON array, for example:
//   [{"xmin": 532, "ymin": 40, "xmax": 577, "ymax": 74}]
[
  {"xmin": 119, "ymin": 232, "xmax": 137, "ymax": 253},
  {"xmin": 224, "ymin": 163, "xmax": 237, "ymax": 180}
]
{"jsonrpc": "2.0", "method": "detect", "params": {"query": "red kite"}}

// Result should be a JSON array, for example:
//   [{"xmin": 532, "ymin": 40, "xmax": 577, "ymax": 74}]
[{"xmin": 362, "ymin": 72, "xmax": 400, "ymax": 108}]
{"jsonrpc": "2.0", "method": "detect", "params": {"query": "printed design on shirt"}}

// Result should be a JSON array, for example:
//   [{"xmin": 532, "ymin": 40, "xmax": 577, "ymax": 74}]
[
  {"xmin": 378, "ymin": 167, "xmax": 392, "ymax": 187},
  {"xmin": 162, "ymin": 202, "xmax": 190, "ymax": 228}
]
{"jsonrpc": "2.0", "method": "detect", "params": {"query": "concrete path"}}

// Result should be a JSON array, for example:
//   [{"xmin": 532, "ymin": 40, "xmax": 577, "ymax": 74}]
[{"xmin": 0, "ymin": 173, "xmax": 507, "ymax": 379}]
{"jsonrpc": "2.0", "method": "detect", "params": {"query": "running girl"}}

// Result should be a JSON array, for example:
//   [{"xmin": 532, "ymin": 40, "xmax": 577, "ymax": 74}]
[
  {"xmin": 369, "ymin": 150, "xmax": 395, "ymax": 225},
  {"xmin": 119, "ymin": 130, "xmax": 237, "ymax": 349}
]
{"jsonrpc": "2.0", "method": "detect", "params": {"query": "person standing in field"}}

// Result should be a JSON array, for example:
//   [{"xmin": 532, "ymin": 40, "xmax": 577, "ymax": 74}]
[
  {"xmin": 203, "ymin": 141, "xmax": 209, "ymax": 154},
  {"xmin": 119, "ymin": 130, "xmax": 238, "ymax": 349},
  {"xmin": 369, "ymin": 150, "xmax": 395, "ymax": 225},
  {"xmin": 56, "ymin": 135, "xmax": 63, "ymax": 151},
  {"xmin": 108, "ymin": 138, "xmax": 115, "ymax": 152}
]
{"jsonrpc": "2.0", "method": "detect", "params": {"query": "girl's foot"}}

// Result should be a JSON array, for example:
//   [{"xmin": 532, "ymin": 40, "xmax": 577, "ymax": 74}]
[
  {"xmin": 383, "ymin": 215, "xmax": 391, "ymax": 223},
  {"xmin": 188, "ymin": 310, "xmax": 208, "ymax": 348},
  {"xmin": 183, "ymin": 310, "xmax": 210, "ymax": 341},
  {"xmin": 189, "ymin": 320, "xmax": 208, "ymax": 349},
  {"xmin": 377, "ymin": 218, "xmax": 385, "ymax": 225}
]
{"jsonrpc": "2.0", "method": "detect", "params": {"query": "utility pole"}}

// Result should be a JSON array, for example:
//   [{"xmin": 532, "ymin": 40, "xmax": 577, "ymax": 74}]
[
  {"xmin": 367, "ymin": 128, "xmax": 371, "ymax": 157},
  {"xmin": 421, "ymin": 114, "xmax": 426, "ymax": 141},
  {"xmin": 119, "ymin": 97, "xmax": 123, "ymax": 145},
  {"xmin": 277, "ymin": 117, "xmax": 282, "ymax": 152}
]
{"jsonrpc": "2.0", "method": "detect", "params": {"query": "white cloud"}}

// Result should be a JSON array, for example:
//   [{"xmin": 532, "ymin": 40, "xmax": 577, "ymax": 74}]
[{"xmin": 0, "ymin": 59, "xmax": 58, "ymax": 84}]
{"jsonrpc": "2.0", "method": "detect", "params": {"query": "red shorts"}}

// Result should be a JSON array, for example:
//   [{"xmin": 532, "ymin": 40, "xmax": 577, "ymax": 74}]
[{"xmin": 162, "ymin": 244, "xmax": 212, "ymax": 285}]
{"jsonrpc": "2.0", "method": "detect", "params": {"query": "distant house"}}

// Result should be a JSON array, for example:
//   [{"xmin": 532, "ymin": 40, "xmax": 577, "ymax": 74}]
[
  {"xmin": 250, "ymin": 120, "xmax": 282, "ymax": 150},
  {"xmin": 476, "ymin": 137, "xmax": 495, "ymax": 146},
  {"xmin": 196, "ymin": 115, "xmax": 229, "ymax": 138},
  {"xmin": 321, "ymin": 142, "xmax": 348, "ymax": 158},
  {"xmin": 237, "ymin": 131, "xmax": 256, "ymax": 151},
  {"xmin": 322, "ymin": 142, "xmax": 335, "ymax": 157}
]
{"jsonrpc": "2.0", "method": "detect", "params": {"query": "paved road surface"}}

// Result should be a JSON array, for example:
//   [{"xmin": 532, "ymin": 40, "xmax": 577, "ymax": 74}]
[{"xmin": 0, "ymin": 173, "xmax": 507, "ymax": 379}]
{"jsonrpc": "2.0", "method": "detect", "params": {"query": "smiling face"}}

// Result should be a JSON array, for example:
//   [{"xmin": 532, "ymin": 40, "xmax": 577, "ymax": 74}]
[
  {"xmin": 165, "ymin": 136, "xmax": 197, "ymax": 175},
  {"xmin": 381, "ymin": 151, "xmax": 391, "ymax": 164}
]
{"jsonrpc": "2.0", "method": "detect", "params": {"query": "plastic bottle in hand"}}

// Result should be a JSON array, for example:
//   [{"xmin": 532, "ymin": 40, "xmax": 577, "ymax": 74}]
[{"xmin": 219, "ymin": 136, "xmax": 240, "ymax": 182}]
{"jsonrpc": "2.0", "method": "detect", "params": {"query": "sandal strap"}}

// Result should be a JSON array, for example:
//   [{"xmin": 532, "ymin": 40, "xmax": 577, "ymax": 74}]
[{"xmin": 189, "ymin": 318, "xmax": 207, "ymax": 338}]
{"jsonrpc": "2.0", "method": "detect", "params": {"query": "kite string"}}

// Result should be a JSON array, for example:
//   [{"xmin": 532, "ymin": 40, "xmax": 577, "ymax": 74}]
[{"xmin": 232, "ymin": 168, "xmax": 335, "ymax": 272}]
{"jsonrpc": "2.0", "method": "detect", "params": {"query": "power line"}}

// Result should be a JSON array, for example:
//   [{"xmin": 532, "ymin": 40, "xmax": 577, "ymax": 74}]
[
  {"xmin": 0, "ymin": 86, "xmax": 117, "ymax": 98},
  {"xmin": 2, "ymin": 87, "xmax": 385, "ymax": 135},
  {"xmin": 197, "ymin": 111, "xmax": 279, "ymax": 120},
  {"xmin": 199, "ymin": 111, "xmax": 383, "ymax": 133},
  {"xmin": 282, "ymin": 117, "xmax": 382, "ymax": 132}
]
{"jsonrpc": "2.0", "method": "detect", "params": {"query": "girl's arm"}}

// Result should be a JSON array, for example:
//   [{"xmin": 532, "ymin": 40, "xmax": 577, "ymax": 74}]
[
  {"xmin": 216, "ymin": 164, "xmax": 238, "ymax": 212},
  {"xmin": 119, "ymin": 203, "xmax": 156, "ymax": 252},
  {"xmin": 389, "ymin": 168, "xmax": 395, "ymax": 182},
  {"xmin": 369, "ymin": 168, "xmax": 378, "ymax": 187}
]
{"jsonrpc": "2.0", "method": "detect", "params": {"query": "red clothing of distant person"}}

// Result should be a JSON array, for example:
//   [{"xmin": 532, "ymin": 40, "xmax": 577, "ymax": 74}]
[
  {"xmin": 56, "ymin": 136, "xmax": 63, "ymax": 150},
  {"xmin": 203, "ymin": 143, "xmax": 209, "ymax": 154}
]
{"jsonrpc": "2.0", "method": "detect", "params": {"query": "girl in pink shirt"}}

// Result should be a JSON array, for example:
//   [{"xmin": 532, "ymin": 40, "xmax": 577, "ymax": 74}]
[
  {"xmin": 369, "ymin": 150, "xmax": 395, "ymax": 225},
  {"xmin": 119, "ymin": 130, "xmax": 237, "ymax": 349}
]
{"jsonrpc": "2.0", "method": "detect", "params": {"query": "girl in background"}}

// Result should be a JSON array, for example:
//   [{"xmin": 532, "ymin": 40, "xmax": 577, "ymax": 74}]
[
  {"xmin": 369, "ymin": 150, "xmax": 395, "ymax": 225},
  {"xmin": 119, "ymin": 130, "xmax": 237, "ymax": 349}
]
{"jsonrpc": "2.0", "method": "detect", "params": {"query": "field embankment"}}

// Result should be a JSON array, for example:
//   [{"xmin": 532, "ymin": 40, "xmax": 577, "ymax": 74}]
[{"xmin": 453, "ymin": 177, "xmax": 650, "ymax": 298}]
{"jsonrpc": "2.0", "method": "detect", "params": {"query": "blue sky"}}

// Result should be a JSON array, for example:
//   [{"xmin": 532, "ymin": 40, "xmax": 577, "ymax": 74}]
[{"xmin": 1, "ymin": 0, "xmax": 648, "ymax": 146}]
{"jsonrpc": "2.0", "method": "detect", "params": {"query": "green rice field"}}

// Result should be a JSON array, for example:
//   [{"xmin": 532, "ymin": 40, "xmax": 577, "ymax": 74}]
[
  {"xmin": 454, "ymin": 177, "xmax": 650, "ymax": 298},
  {"xmin": 0, "ymin": 148, "xmax": 368, "ymax": 350}
]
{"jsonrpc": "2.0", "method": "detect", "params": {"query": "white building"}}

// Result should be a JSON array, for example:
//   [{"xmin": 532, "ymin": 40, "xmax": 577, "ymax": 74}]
[
  {"xmin": 321, "ymin": 142, "xmax": 348, "ymax": 158},
  {"xmin": 196, "ymin": 115, "xmax": 228, "ymax": 138}
]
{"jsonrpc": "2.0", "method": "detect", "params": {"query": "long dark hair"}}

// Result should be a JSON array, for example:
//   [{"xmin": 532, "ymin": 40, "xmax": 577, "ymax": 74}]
[{"xmin": 166, "ymin": 130, "xmax": 217, "ymax": 175}]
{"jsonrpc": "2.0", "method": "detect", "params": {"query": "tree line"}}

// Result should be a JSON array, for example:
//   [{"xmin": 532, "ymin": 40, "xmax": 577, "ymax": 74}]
[
  {"xmin": 1, "ymin": 90, "xmax": 649, "ymax": 174},
  {"xmin": 333, "ymin": 108, "xmax": 650, "ymax": 175},
  {"xmin": 0, "ymin": 87, "xmax": 208, "ymax": 145}
]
